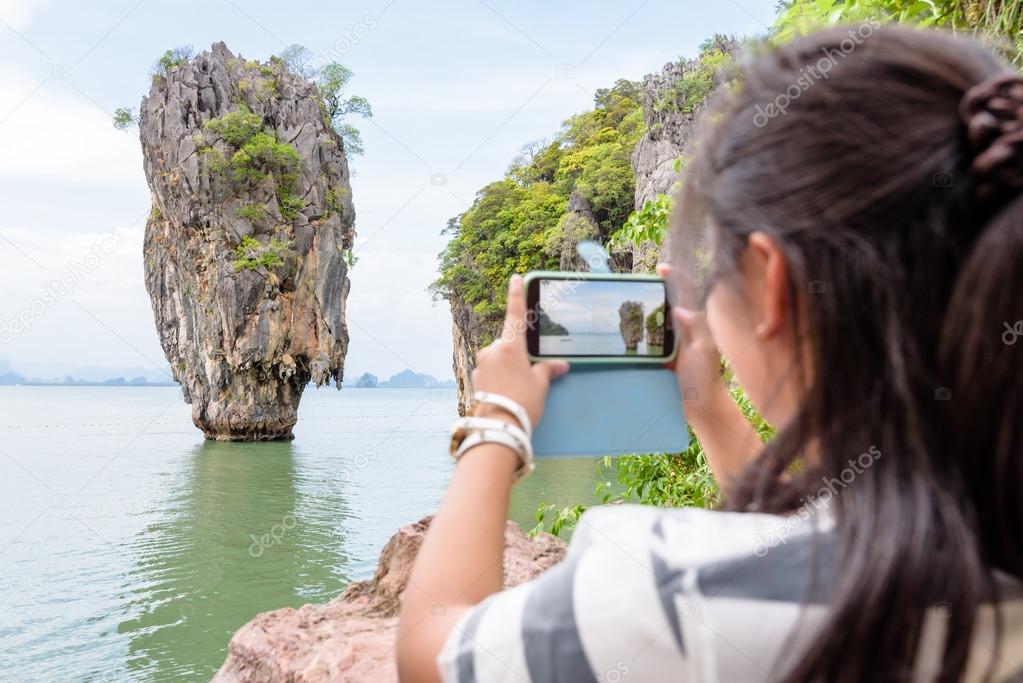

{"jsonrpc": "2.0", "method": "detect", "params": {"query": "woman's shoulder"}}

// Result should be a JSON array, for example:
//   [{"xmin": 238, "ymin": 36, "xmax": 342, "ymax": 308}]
[{"xmin": 571, "ymin": 502, "xmax": 835, "ymax": 571}]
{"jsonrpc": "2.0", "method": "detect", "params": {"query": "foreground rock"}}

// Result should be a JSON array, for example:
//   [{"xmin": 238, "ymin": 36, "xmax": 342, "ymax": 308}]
[
  {"xmin": 213, "ymin": 516, "xmax": 566, "ymax": 682},
  {"xmin": 140, "ymin": 42, "xmax": 355, "ymax": 440}
]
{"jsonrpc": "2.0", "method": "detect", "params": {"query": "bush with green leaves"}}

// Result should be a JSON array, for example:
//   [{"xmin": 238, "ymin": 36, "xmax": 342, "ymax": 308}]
[
  {"xmin": 152, "ymin": 45, "xmax": 193, "ymax": 82},
  {"xmin": 112, "ymin": 107, "xmax": 137, "ymax": 131},
  {"xmin": 231, "ymin": 236, "xmax": 294, "ymax": 272},
  {"xmin": 235, "ymin": 204, "xmax": 267, "ymax": 222},
  {"xmin": 204, "ymin": 107, "xmax": 263, "ymax": 147}
]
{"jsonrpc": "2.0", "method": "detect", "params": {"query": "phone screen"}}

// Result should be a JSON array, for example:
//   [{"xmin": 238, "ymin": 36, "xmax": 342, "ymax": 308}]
[{"xmin": 527, "ymin": 277, "xmax": 673, "ymax": 358}]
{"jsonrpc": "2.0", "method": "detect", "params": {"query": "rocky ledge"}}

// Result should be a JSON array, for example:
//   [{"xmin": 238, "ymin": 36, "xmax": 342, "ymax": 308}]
[{"xmin": 213, "ymin": 516, "xmax": 566, "ymax": 682}]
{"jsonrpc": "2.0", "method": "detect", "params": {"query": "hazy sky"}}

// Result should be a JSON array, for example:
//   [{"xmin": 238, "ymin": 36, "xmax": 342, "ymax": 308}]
[{"xmin": 0, "ymin": 0, "xmax": 777, "ymax": 380}]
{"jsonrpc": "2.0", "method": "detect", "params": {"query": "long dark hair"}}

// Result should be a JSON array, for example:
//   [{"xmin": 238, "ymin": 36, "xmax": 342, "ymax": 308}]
[{"xmin": 675, "ymin": 25, "xmax": 1023, "ymax": 681}]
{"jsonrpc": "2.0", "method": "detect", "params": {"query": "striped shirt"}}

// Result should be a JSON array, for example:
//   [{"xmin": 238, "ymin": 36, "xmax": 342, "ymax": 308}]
[{"xmin": 438, "ymin": 504, "xmax": 1023, "ymax": 682}]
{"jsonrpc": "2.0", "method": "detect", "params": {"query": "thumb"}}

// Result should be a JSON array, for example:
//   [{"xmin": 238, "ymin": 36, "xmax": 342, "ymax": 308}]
[{"xmin": 532, "ymin": 360, "xmax": 569, "ymax": 383}]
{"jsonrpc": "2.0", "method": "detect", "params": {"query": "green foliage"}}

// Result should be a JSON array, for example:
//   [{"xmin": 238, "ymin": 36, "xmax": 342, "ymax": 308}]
[
  {"xmin": 204, "ymin": 107, "xmax": 264, "ymax": 147},
  {"xmin": 609, "ymin": 192, "xmax": 674, "ymax": 249},
  {"xmin": 325, "ymin": 186, "xmax": 346, "ymax": 218},
  {"xmin": 237, "ymin": 130, "xmax": 300, "ymax": 185},
  {"xmin": 200, "ymin": 147, "xmax": 228, "ymax": 176},
  {"xmin": 231, "ymin": 236, "xmax": 294, "ymax": 272},
  {"xmin": 344, "ymin": 247, "xmax": 359, "ymax": 268},
  {"xmin": 149, "ymin": 205, "xmax": 163, "ymax": 221},
  {"xmin": 530, "ymin": 503, "xmax": 587, "ymax": 537},
  {"xmin": 432, "ymin": 79, "xmax": 644, "ymax": 343},
  {"xmin": 236, "ymin": 204, "xmax": 267, "ymax": 222},
  {"xmin": 152, "ymin": 45, "xmax": 193, "ymax": 82},
  {"xmin": 432, "ymin": 180, "xmax": 568, "ymax": 340},
  {"xmin": 112, "ymin": 107, "xmax": 136, "ymax": 130},
  {"xmin": 646, "ymin": 302, "xmax": 666, "ymax": 334},
  {"xmin": 654, "ymin": 39, "xmax": 735, "ymax": 114},
  {"xmin": 277, "ymin": 45, "xmax": 373, "ymax": 155},
  {"xmin": 277, "ymin": 189, "xmax": 305, "ymax": 221},
  {"xmin": 775, "ymin": 0, "xmax": 1023, "ymax": 65}
]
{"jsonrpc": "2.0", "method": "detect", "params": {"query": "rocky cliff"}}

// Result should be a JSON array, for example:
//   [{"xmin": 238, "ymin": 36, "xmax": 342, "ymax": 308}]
[
  {"xmin": 213, "ymin": 516, "xmax": 565, "ymax": 682},
  {"xmin": 140, "ymin": 43, "xmax": 355, "ymax": 440},
  {"xmin": 630, "ymin": 38, "xmax": 739, "ymax": 272}
]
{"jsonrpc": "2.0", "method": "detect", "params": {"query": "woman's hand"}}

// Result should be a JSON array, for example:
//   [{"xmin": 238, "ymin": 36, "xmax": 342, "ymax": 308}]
[
  {"xmin": 471, "ymin": 274, "xmax": 569, "ymax": 427},
  {"xmin": 658, "ymin": 263, "xmax": 762, "ymax": 488},
  {"xmin": 658, "ymin": 264, "xmax": 728, "ymax": 404}
]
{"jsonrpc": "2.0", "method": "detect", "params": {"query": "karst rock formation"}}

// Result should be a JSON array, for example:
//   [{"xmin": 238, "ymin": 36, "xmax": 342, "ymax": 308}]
[
  {"xmin": 618, "ymin": 301, "xmax": 645, "ymax": 351},
  {"xmin": 140, "ymin": 42, "xmax": 355, "ymax": 440}
]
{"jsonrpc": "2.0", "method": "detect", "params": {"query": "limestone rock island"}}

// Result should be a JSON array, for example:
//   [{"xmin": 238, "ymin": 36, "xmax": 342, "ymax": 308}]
[{"xmin": 139, "ymin": 43, "xmax": 356, "ymax": 440}]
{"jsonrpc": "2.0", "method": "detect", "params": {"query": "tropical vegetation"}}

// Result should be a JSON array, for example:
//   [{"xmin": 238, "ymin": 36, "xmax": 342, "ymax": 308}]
[{"xmin": 438, "ymin": 0, "xmax": 1023, "ymax": 536}]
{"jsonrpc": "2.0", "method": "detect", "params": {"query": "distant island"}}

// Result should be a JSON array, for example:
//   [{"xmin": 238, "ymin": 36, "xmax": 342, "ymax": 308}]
[
  {"xmin": 351, "ymin": 369, "xmax": 456, "ymax": 389},
  {"xmin": 537, "ymin": 309, "xmax": 569, "ymax": 336}
]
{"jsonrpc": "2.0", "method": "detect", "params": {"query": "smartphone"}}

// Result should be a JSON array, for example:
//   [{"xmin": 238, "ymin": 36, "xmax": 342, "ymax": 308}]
[{"xmin": 524, "ymin": 271, "xmax": 676, "ymax": 363}]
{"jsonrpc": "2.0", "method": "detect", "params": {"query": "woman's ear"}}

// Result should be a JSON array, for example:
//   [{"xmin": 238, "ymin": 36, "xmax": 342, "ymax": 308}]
[{"xmin": 743, "ymin": 231, "xmax": 791, "ymax": 339}]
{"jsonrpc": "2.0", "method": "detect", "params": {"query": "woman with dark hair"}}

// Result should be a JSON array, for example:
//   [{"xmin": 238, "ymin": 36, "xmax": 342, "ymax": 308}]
[{"xmin": 397, "ymin": 25, "xmax": 1023, "ymax": 682}]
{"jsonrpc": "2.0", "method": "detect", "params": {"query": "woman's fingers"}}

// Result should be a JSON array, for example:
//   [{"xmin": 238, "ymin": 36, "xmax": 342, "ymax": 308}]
[
  {"xmin": 671, "ymin": 305, "xmax": 697, "ymax": 346},
  {"xmin": 532, "ymin": 360, "xmax": 569, "ymax": 384},
  {"xmin": 501, "ymin": 275, "xmax": 528, "ymax": 347}
]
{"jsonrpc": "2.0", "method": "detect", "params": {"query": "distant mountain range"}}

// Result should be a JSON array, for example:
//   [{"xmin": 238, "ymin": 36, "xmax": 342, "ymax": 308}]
[
  {"xmin": 0, "ymin": 358, "xmax": 177, "ymax": 387},
  {"xmin": 351, "ymin": 369, "xmax": 455, "ymax": 388},
  {"xmin": 0, "ymin": 359, "xmax": 453, "ymax": 389}
]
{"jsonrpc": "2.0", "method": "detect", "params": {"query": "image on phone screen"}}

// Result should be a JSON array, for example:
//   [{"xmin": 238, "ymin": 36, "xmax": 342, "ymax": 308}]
[{"xmin": 536, "ymin": 278, "xmax": 670, "ymax": 357}]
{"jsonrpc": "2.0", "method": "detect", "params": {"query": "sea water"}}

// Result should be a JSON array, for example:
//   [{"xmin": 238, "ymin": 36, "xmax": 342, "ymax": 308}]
[{"xmin": 0, "ymin": 386, "xmax": 607, "ymax": 681}]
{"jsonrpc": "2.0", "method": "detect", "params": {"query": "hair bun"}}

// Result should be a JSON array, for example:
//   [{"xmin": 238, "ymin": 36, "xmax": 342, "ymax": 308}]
[{"xmin": 959, "ymin": 72, "xmax": 1023, "ymax": 199}]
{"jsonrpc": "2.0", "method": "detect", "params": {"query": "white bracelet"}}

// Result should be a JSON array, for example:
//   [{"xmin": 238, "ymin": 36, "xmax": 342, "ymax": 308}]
[
  {"xmin": 451, "ymin": 417, "xmax": 533, "ymax": 460},
  {"xmin": 455, "ymin": 429, "xmax": 535, "ymax": 481},
  {"xmin": 473, "ymin": 391, "xmax": 533, "ymax": 436},
  {"xmin": 450, "ymin": 416, "xmax": 534, "ymax": 480}
]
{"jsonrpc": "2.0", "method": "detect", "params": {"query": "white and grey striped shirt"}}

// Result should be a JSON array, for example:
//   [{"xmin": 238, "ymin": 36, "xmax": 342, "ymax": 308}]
[{"xmin": 438, "ymin": 504, "xmax": 1023, "ymax": 682}]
